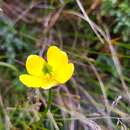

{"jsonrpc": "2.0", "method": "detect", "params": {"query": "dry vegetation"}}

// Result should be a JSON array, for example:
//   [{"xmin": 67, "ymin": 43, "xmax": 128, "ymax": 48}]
[{"xmin": 0, "ymin": 0, "xmax": 130, "ymax": 130}]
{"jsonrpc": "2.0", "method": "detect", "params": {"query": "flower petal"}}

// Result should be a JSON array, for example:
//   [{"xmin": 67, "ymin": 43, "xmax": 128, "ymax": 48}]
[
  {"xmin": 47, "ymin": 46, "xmax": 68, "ymax": 70},
  {"xmin": 19, "ymin": 74, "xmax": 44, "ymax": 88},
  {"xmin": 26, "ymin": 55, "xmax": 46, "ymax": 76},
  {"xmin": 55, "ymin": 63, "xmax": 74, "ymax": 83},
  {"xmin": 19, "ymin": 74, "xmax": 59, "ymax": 89},
  {"xmin": 41, "ymin": 80, "xmax": 58, "ymax": 89}
]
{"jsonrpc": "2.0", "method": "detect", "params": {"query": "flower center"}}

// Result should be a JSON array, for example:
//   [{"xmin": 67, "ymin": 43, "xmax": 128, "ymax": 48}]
[{"xmin": 42, "ymin": 63, "xmax": 53, "ymax": 75}]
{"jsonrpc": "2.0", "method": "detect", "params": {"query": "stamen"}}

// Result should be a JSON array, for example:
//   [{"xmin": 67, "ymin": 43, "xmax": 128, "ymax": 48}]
[{"xmin": 42, "ymin": 63, "xmax": 53, "ymax": 75}]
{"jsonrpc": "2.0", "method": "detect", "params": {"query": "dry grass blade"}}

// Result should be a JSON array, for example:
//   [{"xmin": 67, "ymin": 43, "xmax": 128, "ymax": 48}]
[
  {"xmin": 0, "ymin": 94, "xmax": 12, "ymax": 130},
  {"xmin": 55, "ymin": 104, "xmax": 102, "ymax": 130},
  {"xmin": 47, "ymin": 110, "xmax": 60, "ymax": 130},
  {"xmin": 75, "ymin": 0, "xmax": 130, "ymax": 103},
  {"xmin": 76, "ymin": 0, "xmax": 105, "ymax": 44},
  {"xmin": 85, "ymin": 57, "xmax": 114, "ymax": 129},
  {"xmin": 105, "ymin": 30, "xmax": 130, "ymax": 102}
]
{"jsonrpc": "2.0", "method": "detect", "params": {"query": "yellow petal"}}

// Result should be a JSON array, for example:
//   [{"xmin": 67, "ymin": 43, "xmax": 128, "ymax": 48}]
[
  {"xmin": 47, "ymin": 46, "xmax": 68, "ymax": 70},
  {"xmin": 19, "ymin": 74, "xmax": 44, "ymax": 88},
  {"xmin": 55, "ymin": 63, "xmax": 74, "ymax": 83},
  {"xmin": 19, "ymin": 74, "xmax": 59, "ymax": 89},
  {"xmin": 26, "ymin": 55, "xmax": 46, "ymax": 76},
  {"xmin": 41, "ymin": 80, "xmax": 58, "ymax": 89}
]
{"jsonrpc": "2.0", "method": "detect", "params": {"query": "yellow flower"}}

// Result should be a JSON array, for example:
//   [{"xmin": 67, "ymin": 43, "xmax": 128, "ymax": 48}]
[{"xmin": 19, "ymin": 46, "xmax": 74, "ymax": 89}]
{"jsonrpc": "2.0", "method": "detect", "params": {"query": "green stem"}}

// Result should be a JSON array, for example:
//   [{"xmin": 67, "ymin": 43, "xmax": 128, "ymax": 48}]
[{"xmin": 45, "ymin": 89, "xmax": 52, "ymax": 113}]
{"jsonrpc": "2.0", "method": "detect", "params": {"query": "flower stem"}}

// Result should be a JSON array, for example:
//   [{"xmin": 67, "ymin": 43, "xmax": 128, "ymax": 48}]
[{"xmin": 45, "ymin": 89, "xmax": 52, "ymax": 113}]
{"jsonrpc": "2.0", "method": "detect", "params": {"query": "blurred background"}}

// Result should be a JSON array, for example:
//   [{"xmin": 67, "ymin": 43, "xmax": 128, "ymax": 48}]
[{"xmin": 0, "ymin": 0, "xmax": 130, "ymax": 129}]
